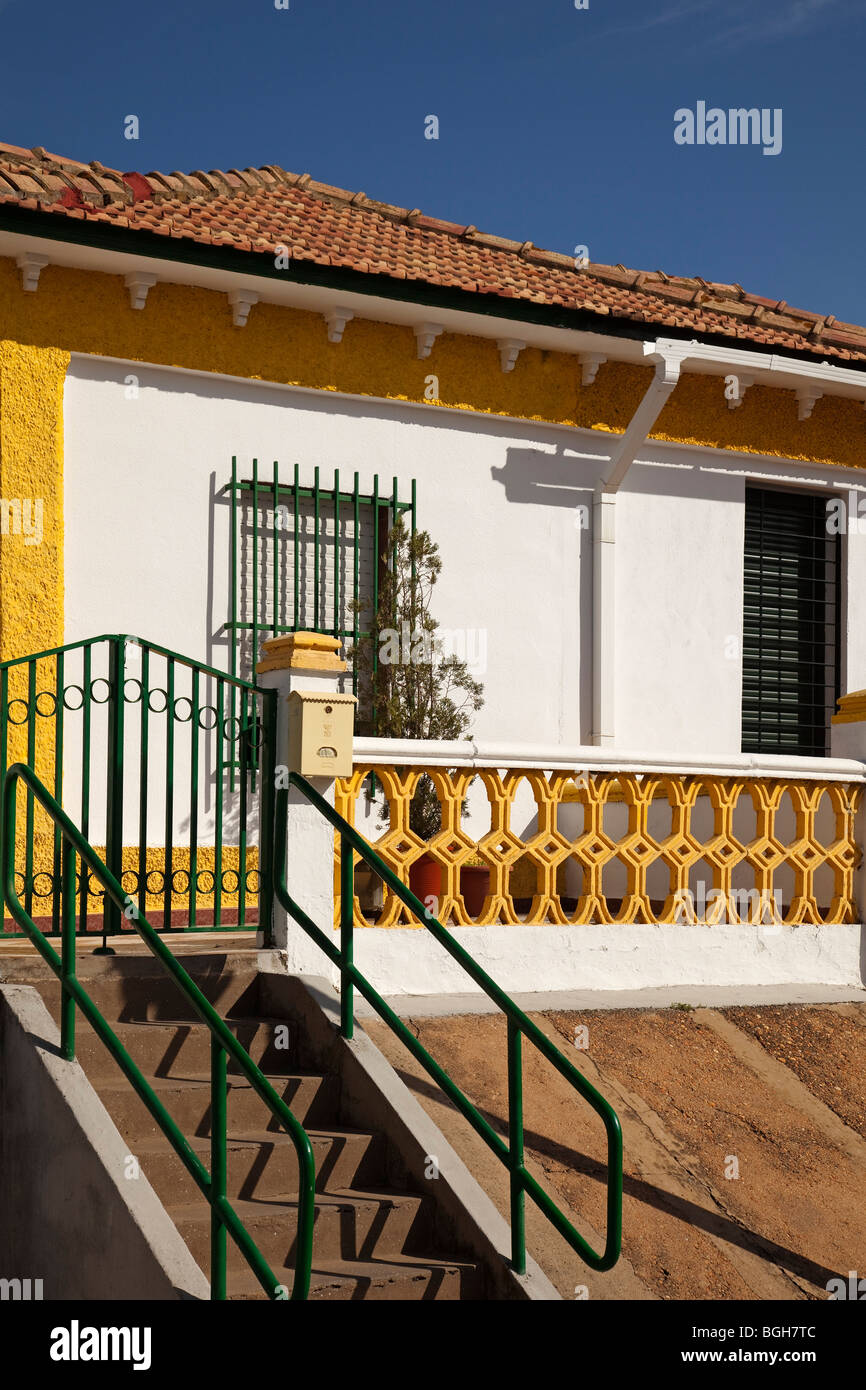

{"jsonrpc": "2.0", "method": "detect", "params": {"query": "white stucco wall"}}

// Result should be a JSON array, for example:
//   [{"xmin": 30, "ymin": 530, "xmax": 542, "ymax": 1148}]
[{"xmin": 63, "ymin": 356, "xmax": 866, "ymax": 759}]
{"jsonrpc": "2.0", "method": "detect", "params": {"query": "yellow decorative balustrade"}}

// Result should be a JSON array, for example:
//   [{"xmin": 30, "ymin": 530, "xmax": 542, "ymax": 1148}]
[{"xmin": 334, "ymin": 765, "xmax": 862, "ymax": 928}]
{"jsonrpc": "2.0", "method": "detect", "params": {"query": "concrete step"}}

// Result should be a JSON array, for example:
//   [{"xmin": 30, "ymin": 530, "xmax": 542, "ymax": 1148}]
[
  {"xmin": 230, "ymin": 1254, "xmax": 482, "ymax": 1301},
  {"xmin": 70, "ymin": 1017, "xmax": 300, "ymax": 1079},
  {"xmin": 94, "ymin": 1071, "xmax": 341, "ymax": 1140},
  {"xmin": 169, "ymin": 1188, "xmax": 432, "ymax": 1267},
  {"xmin": 131, "ymin": 1127, "xmax": 386, "ymax": 1205},
  {"xmin": 14, "ymin": 954, "xmax": 262, "ymax": 1023}
]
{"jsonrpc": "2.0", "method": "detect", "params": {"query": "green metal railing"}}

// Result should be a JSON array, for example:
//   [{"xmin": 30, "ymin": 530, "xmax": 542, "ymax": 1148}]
[
  {"xmin": 276, "ymin": 773, "xmax": 623, "ymax": 1276},
  {"xmin": 0, "ymin": 635, "xmax": 275, "ymax": 940},
  {"xmin": 2, "ymin": 762, "xmax": 315, "ymax": 1300},
  {"xmin": 225, "ymin": 459, "xmax": 416, "ymax": 695}
]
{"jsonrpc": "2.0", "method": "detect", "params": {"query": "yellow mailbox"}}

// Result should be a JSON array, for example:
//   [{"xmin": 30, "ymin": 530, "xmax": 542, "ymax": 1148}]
[{"xmin": 287, "ymin": 690, "xmax": 356, "ymax": 777}]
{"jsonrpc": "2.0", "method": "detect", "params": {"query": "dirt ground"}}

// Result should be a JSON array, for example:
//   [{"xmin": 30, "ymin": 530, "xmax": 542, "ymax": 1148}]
[{"xmin": 363, "ymin": 1002, "xmax": 866, "ymax": 1301}]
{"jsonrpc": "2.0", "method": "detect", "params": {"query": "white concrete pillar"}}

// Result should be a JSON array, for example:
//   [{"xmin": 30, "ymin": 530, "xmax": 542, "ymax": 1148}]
[
  {"xmin": 256, "ymin": 632, "xmax": 351, "ymax": 975},
  {"xmin": 830, "ymin": 689, "xmax": 866, "ymax": 923}
]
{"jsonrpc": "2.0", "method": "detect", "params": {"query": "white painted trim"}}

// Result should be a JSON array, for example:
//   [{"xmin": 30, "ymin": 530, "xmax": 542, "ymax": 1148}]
[
  {"xmin": 496, "ymin": 338, "xmax": 526, "ymax": 373},
  {"xmin": 227, "ymin": 287, "xmax": 258, "ymax": 327},
  {"xmin": 0, "ymin": 226, "xmax": 636, "ymax": 365},
  {"xmin": 124, "ymin": 271, "xmax": 157, "ymax": 310},
  {"xmin": 16, "ymin": 251, "xmax": 49, "ymax": 292},
  {"xmin": 352, "ymin": 736, "xmax": 866, "ymax": 781},
  {"xmin": 413, "ymin": 322, "xmax": 444, "ymax": 359},
  {"xmin": 323, "ymin": 306, "xmax": 354, "ymax": 343},
  {"xmin": 6, "ymin": 228, "xmax": 866, "ymax": 403},
  {"xmin": 579, "ymin": 352, "xmax": 607, "ymax": 386}
]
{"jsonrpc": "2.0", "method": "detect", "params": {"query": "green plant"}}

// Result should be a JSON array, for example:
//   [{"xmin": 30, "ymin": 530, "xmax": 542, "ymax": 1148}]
[{"xmin": 349, "ymin": 519, "xmax": 484, "ymax": 840}]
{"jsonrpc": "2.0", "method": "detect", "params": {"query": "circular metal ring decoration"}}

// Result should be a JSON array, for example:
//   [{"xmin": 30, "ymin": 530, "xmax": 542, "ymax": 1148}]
[
  {"xmin": 123, "ymin": 678, "xmax": 143, "ymax": 705},
  {"xmin": 120, "ymin": 869, "xmax": 140, "ymax": 895},
  {"xmin": 147, "ymin": 688, "xmax": 169, "ymax": 715},
  {"xmin": 6, "ymin": 698, "xmax": 31, "ymax": 726},
  {"xmin": 220, "ymin": 869, "xmax": 240, "ymax": 894},
  {"xmin": 223, "ymin": 714, "xmax": 243, "ymax": 743},
  {"xmin": 62, "ymin": 683, "xmax": 85, "ymax": 712},
  {"xmin": 84, "ymin": 871, "xmax": 105, "ymax": 900},
  {"xmin": 244, "ymin": 869, "xmax": 261, "ymax": 893},
  {"xmin": 35, "ymin": 690, "xmax": 58, "ymax": 718},
  {"xmin": 32, "ymin": 872, "xmax": 56, "ymax": 899},
  {"xmin": 145, "ymin": 869, "xmax": 166, "ymax": 895},
  {"xmin": 195, "ymin": 869, "xmax": 215, "ymax": 895},
  {"xmin": 197, "ymin": 705, "xmax": 218, "ymax": 731},
  {"xmin": 89, "ymin": 677, "xmax": 113, "ymax": 705},
  {"xmin": 172, "ymin": 696, "xmax": 193, "ymax": 724},
  {"xmin": 170, "ymin": 868, "xmax": 191, "ymax": 895}
]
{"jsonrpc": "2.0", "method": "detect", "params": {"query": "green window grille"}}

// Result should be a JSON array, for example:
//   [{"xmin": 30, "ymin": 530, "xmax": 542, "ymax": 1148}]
[
  {"xmin": 225, "ymin": 460, "xmax": 416, "ymax": 689},
  {"xmin": 741, "ymin": 485, "xmax": 841, "ymax": 757}
]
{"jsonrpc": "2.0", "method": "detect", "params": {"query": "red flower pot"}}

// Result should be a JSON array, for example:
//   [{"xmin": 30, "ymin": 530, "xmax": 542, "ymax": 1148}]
[
  {"xmin": 460, "ymin": 865, "xmax": 490, "ymax": 917},
  {"xmin": 409, "ymin": 853, "xmax": 442, "ymax": 916}
]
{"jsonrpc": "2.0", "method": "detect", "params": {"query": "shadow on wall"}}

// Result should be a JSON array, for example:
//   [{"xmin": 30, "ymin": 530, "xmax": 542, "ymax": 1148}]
[
  {"xmin": 492, "ymin": 444, "xmax": 605, "ymax": 747},
  {"xmin": 491, "ymin": 443, "xmax": 603, "ymax": 511}
]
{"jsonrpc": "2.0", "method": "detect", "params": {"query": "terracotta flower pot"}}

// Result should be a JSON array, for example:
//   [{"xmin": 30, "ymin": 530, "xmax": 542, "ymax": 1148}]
[
  {"xmin": 408, "ymin": 853, "xmax": 442, "ymax": 915},
  {"xmin": 354, "ymin": 864, "xmax": 383, "ymax": 916},
  {"xmin": 460, "ymin": 865, "xmax": 490, "ymax": 917}
]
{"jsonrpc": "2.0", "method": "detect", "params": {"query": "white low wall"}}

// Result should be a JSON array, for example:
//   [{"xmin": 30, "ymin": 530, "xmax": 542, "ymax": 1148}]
[{"xmin": 279, "ymin": 917, "xmax": 864, "ymax": 998}]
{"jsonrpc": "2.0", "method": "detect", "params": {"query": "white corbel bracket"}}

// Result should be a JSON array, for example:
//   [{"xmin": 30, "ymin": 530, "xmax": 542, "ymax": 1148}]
[
  {"xmin": 414, "ymin": 322, "xmax": 444, "ymax": 359},
  {"xmin": 17, "ymin": 253, "xmax": 49, "ymax": 293},
  {"xmin": 324, "ymin": 307, "xmax": 354, "ymax": 344},
  {"xmin": 579, "ymin": 352, "xmax": 607, "ymax": 387},
  {"xmin": 796, "ymin": 386, "xmax": 822, "ymax": 421},
  {"xmin": 228, "ymin": 288, "xmax": 259, "ymax": 327},
  {"xmin": 124, "ymin": 272, "xmax": 157, "ymax": 311},
  {"xmin": 497, "ymin": 338, "xmax": 526, "ymax": 373},
  {"xmin": 726, "ymin": 373, "xmax": 755, "ymax": 409}
]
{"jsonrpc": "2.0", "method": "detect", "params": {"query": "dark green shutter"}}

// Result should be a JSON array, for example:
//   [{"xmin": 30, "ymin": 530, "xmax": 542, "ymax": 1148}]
[{"xmin": 741, "ymin": 486, "xmax": 840, "ymax": 757}]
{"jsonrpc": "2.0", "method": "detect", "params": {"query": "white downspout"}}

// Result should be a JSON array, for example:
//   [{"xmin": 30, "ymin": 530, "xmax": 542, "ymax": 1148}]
[{"xmin": 591, "ymin": 345, "xmax": 684, "ymax": 746}]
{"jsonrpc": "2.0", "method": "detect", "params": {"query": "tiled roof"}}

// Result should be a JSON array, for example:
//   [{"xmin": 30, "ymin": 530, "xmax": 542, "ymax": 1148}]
[{"xmin": 1, "ymin": 140, "xmax": 865, "ymax": 366}]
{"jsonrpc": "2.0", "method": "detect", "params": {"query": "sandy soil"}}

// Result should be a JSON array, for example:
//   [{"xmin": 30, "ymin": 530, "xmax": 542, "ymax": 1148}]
[{"xmin": 364, "ymin": 1001, "xmax": 866, "ymax": 1300}]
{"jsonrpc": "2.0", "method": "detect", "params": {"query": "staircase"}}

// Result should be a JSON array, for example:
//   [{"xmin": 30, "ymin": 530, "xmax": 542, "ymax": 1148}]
[
  {"xmin": 1, "ymin": 635, "xmax": 623, "ymax": 1297},
  {"xmin": 26, "ymin": 951, "xmax": 482, "ymax": 1300}
]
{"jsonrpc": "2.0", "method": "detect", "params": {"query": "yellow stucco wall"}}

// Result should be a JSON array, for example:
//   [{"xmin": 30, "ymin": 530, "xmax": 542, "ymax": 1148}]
[
  {"xmin": 0, "ymin": 340, "xmax": 68, "ymax": 891},
  {"xmin": 0, "ymin": 338, "xmax": 68, "ymax": 660}
]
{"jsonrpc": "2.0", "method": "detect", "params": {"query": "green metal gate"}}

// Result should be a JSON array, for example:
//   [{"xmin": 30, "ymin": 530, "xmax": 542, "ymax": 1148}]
[{"xmin": 0, "ymin": 634, "xmax": 275, "ymax": 940}]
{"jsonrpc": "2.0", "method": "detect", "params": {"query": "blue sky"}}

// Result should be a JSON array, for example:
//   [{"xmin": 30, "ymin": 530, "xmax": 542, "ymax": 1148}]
[{"xmin": 1, "ymin": 0, "xmax": 864, "ymax": 325}]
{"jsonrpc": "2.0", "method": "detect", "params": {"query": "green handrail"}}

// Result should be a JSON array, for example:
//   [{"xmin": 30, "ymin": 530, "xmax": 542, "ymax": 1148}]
[
  {"xmin": 276, "ymin": 772, "xmax": 623, "ymax": 1276},
  {"xmin": 2, "ymin": 762, "xmax": 315, "ymax": 1301}
]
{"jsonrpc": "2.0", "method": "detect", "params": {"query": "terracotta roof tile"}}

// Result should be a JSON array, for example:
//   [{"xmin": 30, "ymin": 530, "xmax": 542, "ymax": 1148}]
[{"xmin": 0, "ymin": 142, "xmax": 863, "ymax": 364}]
